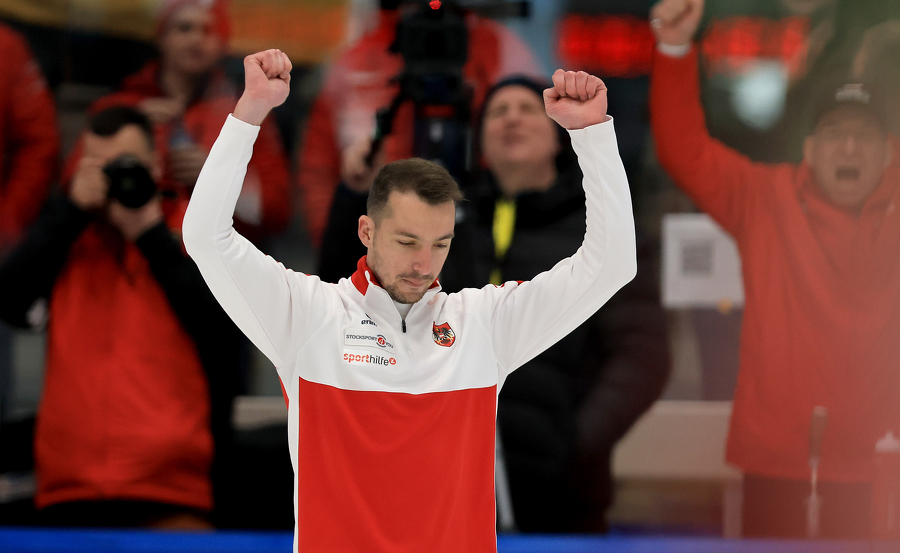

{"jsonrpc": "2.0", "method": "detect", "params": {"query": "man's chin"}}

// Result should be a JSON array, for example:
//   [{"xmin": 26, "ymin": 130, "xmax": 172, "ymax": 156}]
[{"xmin": 385, "ymin": 284, "xmax": 426, "ymax": 305}]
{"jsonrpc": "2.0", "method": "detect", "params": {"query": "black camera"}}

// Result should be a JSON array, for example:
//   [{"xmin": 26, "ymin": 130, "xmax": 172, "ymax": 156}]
[
  {"xmin": 104, "ymin": 155, "xmax": 157, "ymax": 208},
  {"xmin": 369, "ymin": 0, "xmax": 529, "ymax": 182}
]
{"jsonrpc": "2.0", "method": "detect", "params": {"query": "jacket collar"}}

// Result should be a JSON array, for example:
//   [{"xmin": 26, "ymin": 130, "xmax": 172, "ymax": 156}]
[{"xmin": 350, "ymin": 256, "xmax": 441, "ymax": 298}]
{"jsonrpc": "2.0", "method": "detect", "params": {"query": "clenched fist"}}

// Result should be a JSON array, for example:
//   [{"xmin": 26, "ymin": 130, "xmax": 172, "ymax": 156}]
[
  {"xmin": 650, "ymin": 0, "xmax": 704, "ymax": 47},
  {"xmin": 234, "ymin": 49, "xmax": 292, "ymax": 126},
  {"xmin": 543, "ymin": 70, "xmax": 609, "ymax": 130}
]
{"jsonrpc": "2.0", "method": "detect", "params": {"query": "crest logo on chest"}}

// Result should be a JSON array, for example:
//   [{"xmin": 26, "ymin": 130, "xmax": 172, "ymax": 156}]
[{"xmin": 432, "ymin": 322, "xmax": 456, "ymax": 347}]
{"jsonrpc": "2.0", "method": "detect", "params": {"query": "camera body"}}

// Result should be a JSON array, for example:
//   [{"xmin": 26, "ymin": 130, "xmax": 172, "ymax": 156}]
[
  {"xmin": 104, "ymin": 155, "xmax": 157, "ymax": 208},
  {"xmin": 380, "ymin": 0, "xmax": 529, "ymax": 182}
]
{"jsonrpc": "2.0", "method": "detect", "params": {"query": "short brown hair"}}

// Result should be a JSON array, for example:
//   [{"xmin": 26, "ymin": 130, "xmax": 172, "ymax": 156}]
[{"xmin": 367, "ymin": 158, "xmax": 464, "ymax": 222}]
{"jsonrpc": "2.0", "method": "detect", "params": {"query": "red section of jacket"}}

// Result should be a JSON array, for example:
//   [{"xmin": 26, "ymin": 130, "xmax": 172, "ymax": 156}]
[
  {"xmin": 35, "ymin": 213, "xmax": 213, "ymax": 510},
  {"xmin": 0, "ymin": 24, "xmax": 60, "ymax": 252},
  {"xmin": 297, "ymin": 11, "xmax": 538, "ymax": 246},
  {"xmin": 295, "ymin": 377, "xmax": 498, "ymax": 552},
  {"xmin": 65, "ymin": 60, "xmax": 290, "ymax": 243},
  {"xmin": 651, "ymin": 48, "xmax": 900, "ymax": 483}
]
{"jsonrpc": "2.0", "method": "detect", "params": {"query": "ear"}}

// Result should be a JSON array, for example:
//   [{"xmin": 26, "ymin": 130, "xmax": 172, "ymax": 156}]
[
  {"xmin": 358, "ymin": 215, "xmax": 375, "ymax": 248},
  {"xmin": 802, "ymin": 135, "xmax": 814, "ymax": 166}
]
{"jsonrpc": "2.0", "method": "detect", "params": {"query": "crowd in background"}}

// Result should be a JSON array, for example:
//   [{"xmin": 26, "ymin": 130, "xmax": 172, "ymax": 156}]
[{"xmin": 0, "ymin": 0, "xmax": 897, "ymax": 540}]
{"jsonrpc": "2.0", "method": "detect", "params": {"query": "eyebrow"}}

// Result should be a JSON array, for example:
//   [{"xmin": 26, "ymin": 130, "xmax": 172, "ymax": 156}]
[{"xmin": 396, "ymin": 231, "xmax": 455, "ymax": 241}]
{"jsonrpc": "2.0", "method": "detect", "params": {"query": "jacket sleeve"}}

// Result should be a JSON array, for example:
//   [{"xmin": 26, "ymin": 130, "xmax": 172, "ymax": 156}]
[
  {"xmin": 183, "ymin": 115, "xmax": 340, "ymax": 369},
  {"xmin": 0, "ymin": 29, "xmax": 60, "ymax": 246},
  {"xmin": 479, "ymin": 119, "xmax": 637, "ymax": 378},
  {"xmin": 0, "ymin": 196, "xmax": 91, "ymax": 328},
  {"xmin": 650, "ymin": 47, "xmax": 776, "ymax": 236}
]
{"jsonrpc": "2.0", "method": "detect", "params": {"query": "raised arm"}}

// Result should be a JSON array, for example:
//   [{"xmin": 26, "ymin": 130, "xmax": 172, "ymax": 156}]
[
  {"xmin": 486, "ymin": 70, "xmax": 637, "ymax": 375},
  {"xmin": 183, "ymin": 50, "xmax": 335, "ymax": 368},
  {"xmin": 649, "ymin": 0, "xmax": 775, "ymax": 234}
]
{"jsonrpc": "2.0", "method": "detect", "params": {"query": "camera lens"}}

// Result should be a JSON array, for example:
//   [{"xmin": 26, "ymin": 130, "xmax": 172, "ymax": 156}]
[{"xmin": 104, "ymin": 155, "xmax": 157, "ymax": 208}]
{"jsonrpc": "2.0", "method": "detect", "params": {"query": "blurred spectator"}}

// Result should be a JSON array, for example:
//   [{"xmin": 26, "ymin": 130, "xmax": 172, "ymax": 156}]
[
  {"xmin": 296, "ymin": 0, "xmax": 540, "ymax": 247},
  {"xmin": 0, "ymin": 20, "xmax": 59, "ymax": 480},
  {"xmin": 651, "ymin": 0, "xmax": 900, "ymax": 538},
  {"xmin": 0, "ymin": 21, "xmax": 59, "ymax": 257},
  {"xmin": 318, "ymin": 76, "xmax": 670, "ymax": 532},
  {"xmin": 0, "ymin": 106, "xmax": 241, "ymax": 528},
  {"xmin": 67, "ymin": 0, "xmax": 290, "ymax": 246}
]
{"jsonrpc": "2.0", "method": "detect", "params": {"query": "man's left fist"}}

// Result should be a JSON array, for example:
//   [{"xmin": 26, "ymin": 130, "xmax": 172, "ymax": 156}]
[{"xmin": 543, "ymin": 70, "xmax": 609, "ymax": 130}]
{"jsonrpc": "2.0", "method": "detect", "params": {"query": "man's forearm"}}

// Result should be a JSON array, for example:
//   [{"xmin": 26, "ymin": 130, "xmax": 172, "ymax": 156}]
[{"xmin": 0, "ymin": 196, "xmax": 91, "ymax": 328}]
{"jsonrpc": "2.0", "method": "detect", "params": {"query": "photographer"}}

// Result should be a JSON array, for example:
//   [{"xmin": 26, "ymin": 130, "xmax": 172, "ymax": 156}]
[{"xmin": 0, "ymin": 106, "xmax": 240, "ymax": 528}]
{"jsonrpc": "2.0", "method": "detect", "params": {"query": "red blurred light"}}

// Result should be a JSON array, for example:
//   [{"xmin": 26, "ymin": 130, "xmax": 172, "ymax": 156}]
[
  {"xmin": 557, "ymin": 15, "xmax": 654, "ymax": 78},
  {"xmin": 557, "ymin": 14, "xmax": 810, "ymax": 78},
  {"xmin": 429, "ymin": 0, "xmax": 441, "ymax": 9}
]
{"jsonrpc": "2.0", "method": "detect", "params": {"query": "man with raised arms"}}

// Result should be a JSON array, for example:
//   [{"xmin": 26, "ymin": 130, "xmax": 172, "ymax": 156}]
[
  {"xmin": 183, "ymin": 49, "xmax": 635, "ymax": 552},
  {"xmin": 651, "ymin": 0, "xmax": 900, "ymax": 538}
]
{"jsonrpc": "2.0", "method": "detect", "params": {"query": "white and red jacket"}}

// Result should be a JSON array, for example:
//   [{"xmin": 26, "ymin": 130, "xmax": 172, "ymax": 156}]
[{"xmin": 183, "ymin": 114, "xmax": 635, "ymax": 552}]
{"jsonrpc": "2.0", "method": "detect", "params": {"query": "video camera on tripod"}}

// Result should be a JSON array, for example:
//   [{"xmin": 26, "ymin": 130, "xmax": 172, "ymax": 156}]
[{"xmin": 366, "ymin": 0, "xmax": 530, "ymax": 183}]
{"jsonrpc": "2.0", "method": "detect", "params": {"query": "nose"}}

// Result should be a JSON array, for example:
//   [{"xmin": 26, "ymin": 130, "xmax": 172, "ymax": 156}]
[
  {"xmin": 411, "ymin": 246, "xmax": 433, "ymax": 277},
  {"xmin": 502, "ymin": 107, "xmax": 523, "ymax": 127},
  {"xmin": 842, "ymin": 133, "xmax": 859, "ymax": 154}
]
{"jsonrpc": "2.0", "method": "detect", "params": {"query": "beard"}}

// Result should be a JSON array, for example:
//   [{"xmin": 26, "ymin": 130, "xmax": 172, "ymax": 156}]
[
  {"xmin": 383, "ymin": 280, "xmax": 427, "ymax": 304},
  {"xmin": 367, "ymin": 250, "xmax": 433, "ymax": 305}
]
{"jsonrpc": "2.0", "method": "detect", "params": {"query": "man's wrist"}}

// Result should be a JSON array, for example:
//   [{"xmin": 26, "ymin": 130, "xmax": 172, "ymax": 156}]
[
  {"xmin": 657, "ymin": 42, "xmax": 692, "ymax": 58},
  {"xmin": 233, "ymin": 96, "xmax": 270, "ymax": 126},
  {"xmin": 565, "ymin": 114, "xmax": 612, "ymax": 131}
]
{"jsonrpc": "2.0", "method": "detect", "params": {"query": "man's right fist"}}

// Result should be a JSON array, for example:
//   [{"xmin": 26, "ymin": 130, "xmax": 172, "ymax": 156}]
[
  {"xmin": 650, "ymin": 0, "xmax": 704, "ymax": 47},
  {"xmin": 234, "ymin": 49, "xmax": 292, "ymax": 126}
]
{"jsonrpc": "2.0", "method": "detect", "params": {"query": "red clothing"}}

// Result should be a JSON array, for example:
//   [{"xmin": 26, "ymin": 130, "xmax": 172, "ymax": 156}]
[
  {"xmin": 296, "ymin": 10, "xmax": 539, "ymax": 246},
  {"xmin": 36, "ymin": 212, "xmax": 213, "ymax": 510},
  {"xmin": 651, "ymin": 48, "xmax": 900, "ymax": 483},
  {"xmin": 69, "ymin": 60, "xmax": 290, "ymax": 243},
  {"xmin": 0, "ymin": 23, "xmax": 59, "ymax": 252}
]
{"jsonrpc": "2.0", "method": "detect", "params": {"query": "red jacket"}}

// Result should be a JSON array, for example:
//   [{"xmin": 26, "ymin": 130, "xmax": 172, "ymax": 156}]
[
  {"xmin": 651, "ymin": 48, "xmax": 900, "ymax": 483},
  {"xmin": 0, "ymin": 24, "xmax": 59, "ymax": 252},
  {"xmin": 296, "ymin": 10, "xmax": 539, "ymax": 246},
  {"xmin": 68, "ymin": 60, "xmax": 290, "ymax": 243},
  {"xmin": 36, "ymin": 212, "xmax": 213, "ymax": 511}
]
